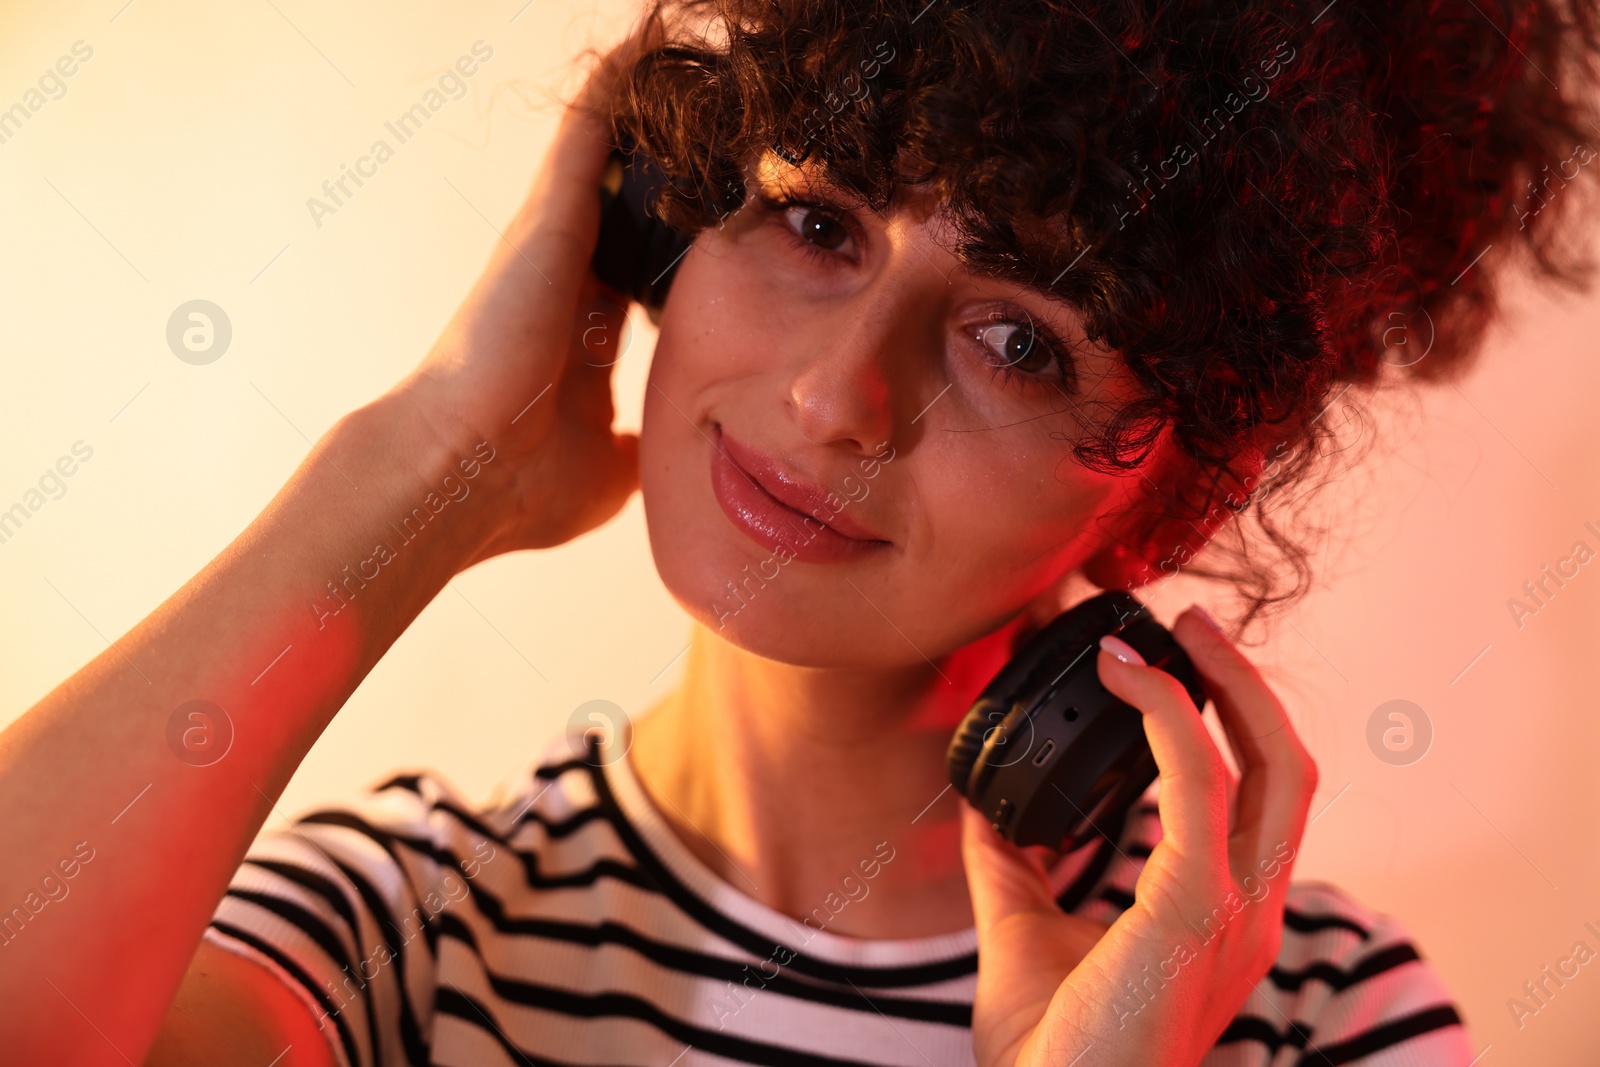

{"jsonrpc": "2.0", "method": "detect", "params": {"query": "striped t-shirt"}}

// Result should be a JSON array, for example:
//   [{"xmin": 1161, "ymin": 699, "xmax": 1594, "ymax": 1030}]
[{"xmin": 205, "ymin": 728, "xmax": 1474, "ymax": 1067}]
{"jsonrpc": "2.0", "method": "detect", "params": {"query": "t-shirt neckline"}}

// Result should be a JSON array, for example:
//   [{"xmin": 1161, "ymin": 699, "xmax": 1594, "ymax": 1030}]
[{"xmin": 595, "ymin": 722, "xmax": 982, "ymax": 969}]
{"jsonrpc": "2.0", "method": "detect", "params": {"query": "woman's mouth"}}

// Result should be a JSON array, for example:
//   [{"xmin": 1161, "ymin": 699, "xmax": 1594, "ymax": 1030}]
[{"xmin": 708, "ymin": 423, "xmax": 892, "ymax": 564}]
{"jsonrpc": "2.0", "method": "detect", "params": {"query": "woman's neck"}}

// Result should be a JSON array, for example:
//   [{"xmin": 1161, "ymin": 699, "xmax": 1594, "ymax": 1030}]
[{"xmin": 629, "ymin": 614, "xmax": 1032, "ymax": 940}]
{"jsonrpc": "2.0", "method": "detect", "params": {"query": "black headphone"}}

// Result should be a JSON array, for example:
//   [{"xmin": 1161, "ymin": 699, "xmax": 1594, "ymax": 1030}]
[
  {"xmin": 945, "ymin": 591, "xmax": 1209, "ymax": 850},
  {"xmin": 592, "ymin": 135, "xmax": 695, "ymax": 319}
]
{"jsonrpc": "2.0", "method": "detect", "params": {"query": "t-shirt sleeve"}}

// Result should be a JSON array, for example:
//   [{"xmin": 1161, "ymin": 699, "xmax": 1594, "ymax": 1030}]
[
  {"xmin": 202, "ymin": 771, "xmax": 494, "ymax": 1067},
  {"xmin": 1211, "ymin": 880, "xmax": 1476, "ymax": 1066}
]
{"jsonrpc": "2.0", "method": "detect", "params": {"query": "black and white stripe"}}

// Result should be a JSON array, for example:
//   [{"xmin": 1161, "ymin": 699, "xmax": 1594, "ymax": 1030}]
[{"xmin": 206, "ymin": 731, "xmax": 1471, "ymax": 1067}]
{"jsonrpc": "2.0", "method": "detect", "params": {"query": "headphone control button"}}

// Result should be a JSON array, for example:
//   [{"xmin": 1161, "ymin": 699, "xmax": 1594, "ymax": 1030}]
[{"xmin": 993, "ymin": 798, "xmax": 1015, "ymax": 831}]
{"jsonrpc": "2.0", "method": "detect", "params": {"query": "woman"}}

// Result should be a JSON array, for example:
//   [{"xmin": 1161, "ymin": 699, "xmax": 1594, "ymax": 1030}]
[{"xmin": 3, "ymin": 0, "xmax": 1596, "ymax": 1063}]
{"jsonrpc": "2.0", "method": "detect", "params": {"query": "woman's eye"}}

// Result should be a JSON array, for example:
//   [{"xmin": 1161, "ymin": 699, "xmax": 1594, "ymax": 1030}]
[
  {"xmin": 977, "ymin": 319, "xmax": 1053, "ymax": 376},
  {"xmin": 786, "ymin": 204, "xmax": 850, "ymax": 249}
]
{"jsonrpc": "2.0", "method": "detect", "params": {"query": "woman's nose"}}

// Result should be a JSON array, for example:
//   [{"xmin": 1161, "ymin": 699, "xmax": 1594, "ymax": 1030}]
[{"xmin": 786, "ymin": 274, "xmax": 941, "ymax": 454}]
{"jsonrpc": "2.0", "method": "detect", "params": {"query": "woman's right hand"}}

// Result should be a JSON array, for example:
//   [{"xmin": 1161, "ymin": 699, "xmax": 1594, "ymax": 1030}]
[
  {"xmin": 0, "ymin": 25, "xmax": 671, "ymax": 1066},
  {"xmin": 385, "ymin": 24, "xmax": 661, "ymax": 561}
]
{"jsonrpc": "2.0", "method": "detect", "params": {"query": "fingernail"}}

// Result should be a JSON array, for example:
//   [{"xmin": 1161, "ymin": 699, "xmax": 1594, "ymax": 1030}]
[
  {"xmin": 1188, "ymin": 603, "xmax": 1223, "ymax": 634},
  {"xmin": 1099, "ymin": 634, "xmax": 1146, "ymax": 666}
]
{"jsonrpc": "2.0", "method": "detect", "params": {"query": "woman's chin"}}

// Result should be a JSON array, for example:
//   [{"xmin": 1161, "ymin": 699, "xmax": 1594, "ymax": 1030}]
[
  {"xmin": 639, "ymin": 475, "xmax": 1026, "ymax": 671},
  {"xmin": 669, "ymin": 569, "xmax": 905, "ymax": 668},
  {"xmin": 646, "ymin": 550, "xmax": 989, "ymax": 675}
]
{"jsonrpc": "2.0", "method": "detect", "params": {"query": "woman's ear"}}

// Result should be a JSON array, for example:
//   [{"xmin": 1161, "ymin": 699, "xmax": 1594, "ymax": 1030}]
[{"xmin": 1080, "ymin": 439, "xmax": 1267, "ymax": 594}]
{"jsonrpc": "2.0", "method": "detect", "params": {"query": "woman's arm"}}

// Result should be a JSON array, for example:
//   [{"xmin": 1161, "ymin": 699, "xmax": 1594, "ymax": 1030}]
[
  {"xmin": 146, "ymin": 938, "xmax": 342, "ymax": 1067},
  {"xmin": 0, "ymin": 389, "xmax": 503, "ymax": 1064},
  {"xmin": 0, "ymin": 30, "xmax": 648, "ymax": 1063}
]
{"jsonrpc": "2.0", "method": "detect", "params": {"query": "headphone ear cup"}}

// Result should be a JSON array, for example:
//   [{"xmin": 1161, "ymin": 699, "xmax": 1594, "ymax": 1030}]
[
  {"xmin": 946, "ymin": 591, "xmax": 1148, "ymax": 802},
  {"xmin": 987, "ymin": 592, "xmax": 1143, "ymax": 701},
  {"xmin": 946, "ymin": 697, "xmax": 1003, "ymax": 794}
]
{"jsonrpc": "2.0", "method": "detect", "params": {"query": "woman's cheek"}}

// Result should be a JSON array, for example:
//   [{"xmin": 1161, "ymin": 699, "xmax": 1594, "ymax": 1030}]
[{"xmin": 932, "ymin": 452, "xmax": 1127, "ymax": 601}]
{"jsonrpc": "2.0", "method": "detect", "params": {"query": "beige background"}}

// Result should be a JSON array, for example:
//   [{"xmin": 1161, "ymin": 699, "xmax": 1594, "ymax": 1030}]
[{"xmin": 1, "ymin": 0, "xmax": 1597, "ymax": 1060}]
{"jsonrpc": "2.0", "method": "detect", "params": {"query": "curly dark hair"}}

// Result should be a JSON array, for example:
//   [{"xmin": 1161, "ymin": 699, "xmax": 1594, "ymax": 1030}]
[{"xmin": 579, "ymin": 0, "xmax": 1600, "ymax": 632}]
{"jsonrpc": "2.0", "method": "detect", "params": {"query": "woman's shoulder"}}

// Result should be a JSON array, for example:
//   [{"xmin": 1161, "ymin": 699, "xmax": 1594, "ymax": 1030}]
[
  {"xmin": 304, "ymin": 730, "xmax": 608, "ymax": 850},
  {"xmin": 209, "ymin": 731, "xmax": 607, "ymax": 960},
  {"xmin": 1079, "ymin": 802, "xmax": 1475, "ymax": 1064},
  {"xmin": 1240, "ymin": 879, "xmax": 1474, "ymax": 1065},
  {"xmin": 1273, "ymin": 877, "xmax": 1458, "ymax": 1005},
  {"xmin": 202, "ymin": 734, "xmax": 612, "ymax": 1067},
  {"xmin": 1279, "ymin": 876, "xmax": 1418, "ymax": 943}
]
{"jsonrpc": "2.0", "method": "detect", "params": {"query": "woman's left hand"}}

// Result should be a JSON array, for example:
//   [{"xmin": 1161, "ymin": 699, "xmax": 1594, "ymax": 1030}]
[{"xmin": 959, "ymin": 605, "xmax": 1320, "ymax": 1067}]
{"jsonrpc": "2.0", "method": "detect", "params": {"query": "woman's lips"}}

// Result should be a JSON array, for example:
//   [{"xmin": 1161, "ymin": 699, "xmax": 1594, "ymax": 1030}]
[{"xmin": 708, "ymin": 424, "xmax": 891, "ymax": 564}]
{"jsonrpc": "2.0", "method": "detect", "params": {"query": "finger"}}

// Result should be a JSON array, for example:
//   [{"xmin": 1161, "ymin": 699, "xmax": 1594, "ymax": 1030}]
[
  {"xmin": 960, "ymin": 803, "xmax": 1104, "ymax": 1066},
  {"xmin": 513, "ymin": 19, "xmax": 664, "ymax": 251},
  {"xmin": 588, "ymin": 430, "xmax": 641, "ymax": 524},
  {"xmin": 1171, "ymin": 608, "xmax": 1317, "ymax": 877},
  {"xmin": 515, "ymin": 82, "xmax": 621, "ymax": 250},
  {"xmin": 562, "ymin": 288, "xmax": 635, "ymax": 438},
  {"xmin": 1095, "ymin": 640, "xmax": 1229, "ymax": 871},
  {"xmin": 959, "ymin": 802, "xmax": 1058, "ymax": 933},
  {"xmin": 574, "ymin": 289, "xmax": 632, "ymax": 370},
  {"xmin": 484, "ymin": 98, "xmax": 616, "ymax": 337},
  {"xmin": 440, "ymin": 109, "xmax": 618, "ymax": 391},
  {"xmin": 481, "ymin": 23, "xmax": 660, "ymax": 343}
]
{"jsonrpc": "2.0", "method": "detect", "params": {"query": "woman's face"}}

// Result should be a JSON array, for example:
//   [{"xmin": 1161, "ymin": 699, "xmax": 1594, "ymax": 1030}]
[{"xmin": 639, "ymin": 150, "xmax": 1164, "ymax": 669}]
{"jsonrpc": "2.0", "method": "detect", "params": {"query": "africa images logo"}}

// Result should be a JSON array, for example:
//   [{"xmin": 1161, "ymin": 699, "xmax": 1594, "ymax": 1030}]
[{"xmin": 305, "ymin": 41, "xmax": 494, "ymax": 229}]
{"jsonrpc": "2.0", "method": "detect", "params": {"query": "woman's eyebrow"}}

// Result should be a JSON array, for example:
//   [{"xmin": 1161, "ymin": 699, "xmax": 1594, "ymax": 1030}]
[
  {"xmin": 753, "ymin": 152, "xmax": 880, "ymax": 209},
  {"xmin": 753, "ymin": 151, "xmax": 1087, "ymax": 313}
]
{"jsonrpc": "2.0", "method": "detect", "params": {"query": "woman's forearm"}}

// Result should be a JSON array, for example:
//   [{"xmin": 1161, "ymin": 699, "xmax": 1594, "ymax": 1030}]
[{"xmin": 0, "ymin": 386, "xmax": 504, "ymax": 1063}]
